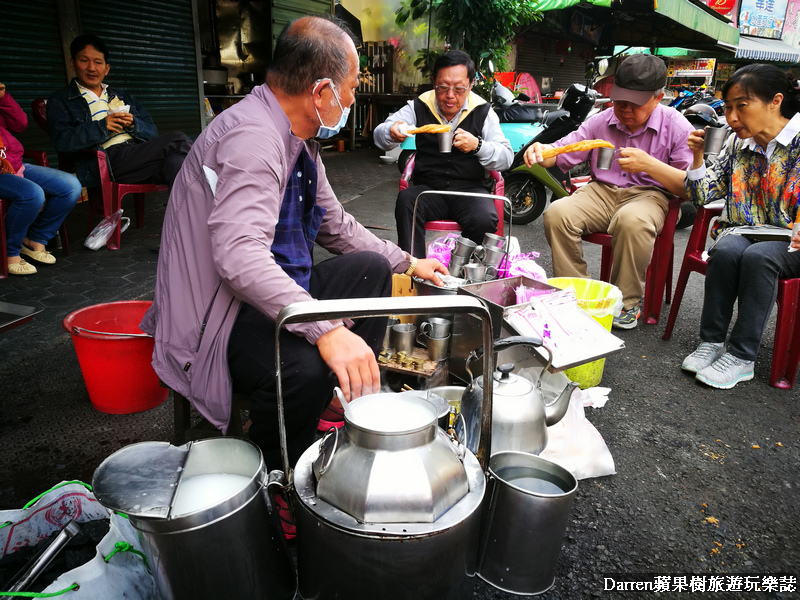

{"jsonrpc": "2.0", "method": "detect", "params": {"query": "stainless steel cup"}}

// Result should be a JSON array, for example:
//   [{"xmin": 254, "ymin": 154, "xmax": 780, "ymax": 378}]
[
  {"xmin": 425, "ymin": 334, "xmax": 451, "ymax": 362},
  {"xmin": 392, "ymin": 323, "xmax": 417, "ymax": 355},
  {"xmin": 420, "ymin": 317, "xmax": 452, "ymax": 339},
  {"xmin": 463, "ymin": 263, "xmax": 487, "ymax": 283},
  {"xmin": 482, "ymin": 233, "xmax": 505, "ymax": 250},
  {"xmin": 448, "ymin": 254, "xmax": 469, "ymax": 278},
  {"xmin": 438, "ymin": 128, "xmax": 454, "ymax": 153},
  {"xmin": 480, "ymin": 245, "xmax": 505, "ymax": 267},
  {"xmin": 382, "ymin": 317, "xmax": 400, "ymax": 351},
  {"xmin": 704, "ymin": 127, "xmax": 727, "ymax": 156},
  {"xmin": 452, "ymin": 237, "xmax": 477, "ymax": 258},
  {"xmin": 596, "ymin": 146, "xmax": 617, "ymax": 170}
]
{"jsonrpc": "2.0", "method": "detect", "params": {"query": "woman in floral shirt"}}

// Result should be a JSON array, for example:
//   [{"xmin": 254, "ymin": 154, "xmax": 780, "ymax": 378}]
[{"xmin": 681, "ymin": 64, "xmax": 800, "ymax": 389}]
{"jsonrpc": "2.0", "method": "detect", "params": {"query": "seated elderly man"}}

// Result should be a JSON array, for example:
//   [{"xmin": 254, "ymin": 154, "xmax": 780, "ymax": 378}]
[
  {"xmin": 374, "ymin": 50, "xmax": 512, "ymax": 258},
  {"xmin": 47, "ymin": 34, "xmax": 191, "ymax": 190},
  {"xmin": 524, "ymin": 54, "xmax": 692, "ymax": 329},
  {"xmin": 140, "ymin": 16, "xmax": 446, "ymax": 471}
]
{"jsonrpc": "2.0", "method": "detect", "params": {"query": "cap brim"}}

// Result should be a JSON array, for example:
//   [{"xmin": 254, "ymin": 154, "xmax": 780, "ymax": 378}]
[{"xmin": 610, "ymin": 84, "xmax": 656, "ymax": 105}]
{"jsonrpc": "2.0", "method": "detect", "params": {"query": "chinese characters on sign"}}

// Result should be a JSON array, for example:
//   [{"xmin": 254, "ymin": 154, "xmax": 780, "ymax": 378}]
[
  {"xmin": 739, "ymin": 0, "xmax": 790, "ymax": 38},
  {"xmin": 667, "ymin": 59, "xmax": 717, "ymax": 78}
]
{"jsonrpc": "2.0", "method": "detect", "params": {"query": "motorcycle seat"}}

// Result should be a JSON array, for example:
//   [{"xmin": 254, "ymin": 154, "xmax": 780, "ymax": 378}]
[{"xmin": 496, "ymin": 103, "xmax": 560, "ymax": 124}]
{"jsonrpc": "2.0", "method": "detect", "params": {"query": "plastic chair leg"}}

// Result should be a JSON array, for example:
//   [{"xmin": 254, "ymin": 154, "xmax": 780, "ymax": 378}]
[
  {"xmin": 662, "ymin": 265, "xmax": 695, "ymax": 340},
  {"xmin": 770, "ymin": 279, "xmax": 800, "ymax": 389}
]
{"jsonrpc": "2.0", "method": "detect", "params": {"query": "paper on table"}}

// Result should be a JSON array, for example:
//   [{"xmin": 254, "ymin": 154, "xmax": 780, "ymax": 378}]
[{"xmin": 505, "ymin": 289, "xmax": 624, "ymax": 371}]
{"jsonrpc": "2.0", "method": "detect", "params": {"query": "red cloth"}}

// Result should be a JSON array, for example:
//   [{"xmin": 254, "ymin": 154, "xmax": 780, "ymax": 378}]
[{"xmin": 0, "ymin": 92, "xmax": 28, "ymax": 171}]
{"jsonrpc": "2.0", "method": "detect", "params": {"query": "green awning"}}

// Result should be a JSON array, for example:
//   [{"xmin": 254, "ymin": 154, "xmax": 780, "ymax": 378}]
[
  {"xmin": 653, "ymin": 0, "xmax": 739, "ymax": 47},
  {"xmin": 530, "ymin": 0, "xmax": 610, "ymax": 12}
]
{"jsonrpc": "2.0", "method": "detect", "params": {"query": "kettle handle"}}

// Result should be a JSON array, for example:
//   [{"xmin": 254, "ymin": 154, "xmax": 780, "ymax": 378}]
[{"xmin": 466, "ymin": 335, "xmax": 553, "ymax": 375}]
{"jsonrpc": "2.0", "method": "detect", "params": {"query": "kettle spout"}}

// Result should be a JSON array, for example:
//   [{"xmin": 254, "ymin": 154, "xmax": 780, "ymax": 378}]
[{"xmin": 544, "ymin": 380, "xmax": 578, "ymax": 427}]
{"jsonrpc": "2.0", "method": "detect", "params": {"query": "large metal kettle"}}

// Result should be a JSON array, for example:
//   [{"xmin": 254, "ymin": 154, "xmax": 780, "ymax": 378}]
[{"xmin": 460, "ymin": 336, "xmax": 578, "ymax": 456}]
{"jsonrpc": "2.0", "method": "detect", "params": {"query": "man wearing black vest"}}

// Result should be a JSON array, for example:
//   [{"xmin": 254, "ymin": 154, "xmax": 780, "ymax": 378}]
[{"xmin": 374, "ymin": 51, "xmax": 513, "ymax": 258}]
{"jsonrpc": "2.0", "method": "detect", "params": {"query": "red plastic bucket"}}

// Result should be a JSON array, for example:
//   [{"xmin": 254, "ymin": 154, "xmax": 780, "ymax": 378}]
[{"xmin": 63, "ymin": 301, "xmax": 167, "ymax": 414}]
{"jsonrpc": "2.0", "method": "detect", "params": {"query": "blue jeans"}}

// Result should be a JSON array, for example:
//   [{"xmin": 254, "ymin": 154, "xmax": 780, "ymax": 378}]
[
  {"xmin": 0, "ymin": 164, "xmax": 81, "ymax": 257},
  {"xmin": 701, "ymin": 234, "xmax": 800, "ymax": 361}
]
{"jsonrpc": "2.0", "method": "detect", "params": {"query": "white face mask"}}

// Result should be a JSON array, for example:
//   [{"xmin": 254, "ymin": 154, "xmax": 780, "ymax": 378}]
[{"xmin": 313, "ymin": 79, "xmax": 350, "ymax": 139}]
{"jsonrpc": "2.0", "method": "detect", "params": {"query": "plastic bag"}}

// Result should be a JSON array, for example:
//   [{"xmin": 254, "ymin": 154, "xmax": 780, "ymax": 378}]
[
  {"xmin": 539, "ymin": 387, "xmax": 616, "ymax": 480},
  {"xmin": 426, "ymin": 233, "xmax": 459, "ymax": 264},
  {"xmin": 84, "ymin": 209, "xmax": 129, "ymax": 251},
  {"xmin": 547, "ymin": 277, "xmax": 624, "ymax": 318},
  {"xmin": 499, "ymin": 250, "xmax": 547, "ymax": 282},
  {"xmin": 0, "ymin": 481, "xmax": 157, "ymax": 599}
]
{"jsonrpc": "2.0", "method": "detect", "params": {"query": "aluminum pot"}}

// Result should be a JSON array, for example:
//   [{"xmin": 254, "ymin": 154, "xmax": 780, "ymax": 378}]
[
  {"xmin": 91, "ymin": 438, "xmax": 296, "ymax": 600},
  {"xmin": 274, "ymin": 296, "xmax": 496, "ymax": 600}
]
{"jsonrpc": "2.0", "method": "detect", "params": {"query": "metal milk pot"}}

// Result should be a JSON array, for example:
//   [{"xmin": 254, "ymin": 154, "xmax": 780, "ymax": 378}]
[{"xmin": 460, "ymin": 336, "xmax": 578, "ymax": 456}]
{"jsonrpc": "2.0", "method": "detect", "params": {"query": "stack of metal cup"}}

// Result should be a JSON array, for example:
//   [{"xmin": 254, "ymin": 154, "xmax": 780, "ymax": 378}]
[
  {"xmin": 462, "ymin": 233, "xmax": 506, "ymax": 283},
  {"xmin": 417, "ymin": 317, "xmax": 452, "ymax": 362},
  {"xmin": 448, "ymin": 237, "xmax": 477, "ymax": 278}
]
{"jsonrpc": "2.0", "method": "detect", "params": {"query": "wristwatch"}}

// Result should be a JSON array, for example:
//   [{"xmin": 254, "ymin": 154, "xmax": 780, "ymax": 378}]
[
  {"xmin": 469, "ymin": 137, "xmax": 483, "ymax": 155},
  {"xmin": 404, "ymin": 256, "xmax": 418, "ymax": 276}
]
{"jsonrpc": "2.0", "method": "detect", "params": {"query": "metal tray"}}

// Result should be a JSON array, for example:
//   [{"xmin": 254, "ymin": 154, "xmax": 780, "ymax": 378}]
[{"xmin": 0, "ymin": 301, "xmax": 43, "ymax": 333}]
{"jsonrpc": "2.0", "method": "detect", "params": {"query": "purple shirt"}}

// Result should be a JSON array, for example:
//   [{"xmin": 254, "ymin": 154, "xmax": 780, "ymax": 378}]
[{"xmin": 554, "ymin": 104, "xmax": 694, "ymax": 190}]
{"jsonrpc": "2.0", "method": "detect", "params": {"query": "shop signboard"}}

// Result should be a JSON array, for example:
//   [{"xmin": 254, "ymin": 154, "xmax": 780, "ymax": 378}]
[
  {"xmin": 667, "ymin": 58, "xmax": 717, "ymax": 77},
  {"xmin": 739, "ymin": 0, "xmax": 790, "ymax": 38},
  {"xmin": 707, "ymin": 0, "xmax": 737, "ymax": 16},
  {"xmin": 715, "ymin": 62, "xmax": 737, "ymax": 85}
]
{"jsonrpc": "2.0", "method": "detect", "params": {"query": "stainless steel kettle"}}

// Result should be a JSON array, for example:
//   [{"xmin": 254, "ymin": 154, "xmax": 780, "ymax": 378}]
[{"xmin": 460, "ymin": 336, "xmax": 577, "ymax": 456}]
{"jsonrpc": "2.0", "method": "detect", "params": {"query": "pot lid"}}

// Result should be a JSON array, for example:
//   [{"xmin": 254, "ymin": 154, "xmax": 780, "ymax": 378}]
[
  {"xmin": 92, "ymin": 441, "xmax": 188, "ymax": 519},
  {"xmin": 487, "ymin": 363, "xmax": 534, "ymax": 397}
]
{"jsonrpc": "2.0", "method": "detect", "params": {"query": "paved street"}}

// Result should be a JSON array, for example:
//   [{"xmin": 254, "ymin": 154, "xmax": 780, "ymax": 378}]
[{"xmin": 1, "ymin": 146, "xmax": 797, "ymax": 599}]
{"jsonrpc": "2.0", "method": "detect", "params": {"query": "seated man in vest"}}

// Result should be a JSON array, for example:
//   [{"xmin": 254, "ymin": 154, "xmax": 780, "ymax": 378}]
[
  {"xmin": 374, "ymin": 51, "xmax": 513, "ymax": 258},
  {"xmin": 47, "ymin": 34, "xmax": 192, "ymax": 191},
  {"xmin": 139, "ymin": 16, "xmax": 447, "ymax": 472}
]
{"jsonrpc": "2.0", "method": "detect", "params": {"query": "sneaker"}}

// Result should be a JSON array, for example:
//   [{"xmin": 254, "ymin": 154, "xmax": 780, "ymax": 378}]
[
  {"xmin": 695, "ymin": 353, "xmax": 755, "ymax": 389},
  {"xmin": 274, "ymin": 490, "xmax": 296, "ymax": 540},
  {"xmin": 681, "ymin": 341, "xmax": 725, "ymax": 374},
  {"xmin": 612, "ymin": 299, "xmax": 643, "ymax": 330}
]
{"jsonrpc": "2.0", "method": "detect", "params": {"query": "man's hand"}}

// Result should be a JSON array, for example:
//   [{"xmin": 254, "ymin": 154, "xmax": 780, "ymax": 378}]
[
  {"xmin": 0, "ymin": 83, "xmax": 5, "ymax": 100},
  {"xmin": 106, "ymin": 112, "xmax": 133, "ymax": 133},
  {"xmin": 411, "ymin": 258, "xmax": 449, "ymax": 287},
  {"xmin": 389, "ymin": 121, "xmax": 409, "ymax": 144},
  {"xmin": 452, "ymin": 128, "xmax": 478, "ymax": 153},
  {"xmin": 617, "ymin": 147, "xmax": 658, "ymax": 173},
  {"xmin": 523, "ymin": 142, "xmax": 555, "ymax": 168},
  {"xmin": 316, "ymin": 325, "xmax": 380, "ymax": 402}
]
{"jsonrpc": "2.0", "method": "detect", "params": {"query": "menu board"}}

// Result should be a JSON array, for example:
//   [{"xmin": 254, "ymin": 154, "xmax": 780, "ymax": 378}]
[{"xmin": 667, "ymin": 59, "xmax": 717, "ymax": 78}]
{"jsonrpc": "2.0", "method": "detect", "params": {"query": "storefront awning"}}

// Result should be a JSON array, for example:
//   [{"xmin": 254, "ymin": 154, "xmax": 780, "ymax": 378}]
[
  {"xmin": 735, "ymin": 35, "xmax": 800, "ymax": 62},
  {"xmin": 653, "ymin": 0, "xmax": 739, "ymax": 48}
]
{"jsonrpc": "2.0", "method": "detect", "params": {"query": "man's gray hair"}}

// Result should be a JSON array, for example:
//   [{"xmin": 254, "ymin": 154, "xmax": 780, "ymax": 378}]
[{"xmin": 266, "ymin": 16, "xmax": 355, "ymax": 96}]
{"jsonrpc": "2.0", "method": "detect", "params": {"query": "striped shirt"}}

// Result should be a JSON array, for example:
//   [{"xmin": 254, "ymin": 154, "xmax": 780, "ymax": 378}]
[{"xmin": 76, "ymin": 81, "xmax": 132, "ymax": 149}]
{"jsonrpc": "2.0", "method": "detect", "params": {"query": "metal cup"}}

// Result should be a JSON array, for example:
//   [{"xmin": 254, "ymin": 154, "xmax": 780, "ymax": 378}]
[
  {"xmin": 463, "ymin": 263, "xmax": 487, "ymax": 283},
  {"xmin": 480, "ymin": 245, "xmax": 505, "ymax": 267},
  {"xmin": 425, "ymin": 334, "xmax": 451, "ymax": 362},
  {"xmin": 420, "ymin": 317, "xmax": 452, "ymax": 339},
  {"xmin": 482, "ymin": 233, "xmax": 505, "ymax": 250},
  {"xmin": 596, "ymin": 146, "xmax": 617, "ymax": 170},
  {"xmin": 448, "ymin": 254, "xmax": 469, "ymax": 278},
  {"xmin": 452, "ymin": 237, "xmax": 477, "ymax": 258},
  {"xmin": 704, "ymin": 127, "xmax": 727, "ymax": 156},
  {"xmin": 392, "ymin": 323, "xmax": 417, "ymax": 355},
  {"xmin": 382, "ymin": 317, "xmax": 400, "ymax": 351},
  {"xmin": 438, "ymin": 128, "xmax": 454, "ymax": 153}
]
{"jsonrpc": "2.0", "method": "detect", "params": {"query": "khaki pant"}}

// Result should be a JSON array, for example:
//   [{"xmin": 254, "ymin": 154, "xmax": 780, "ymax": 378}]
[{"xmin": 543, "ymin": 181, "xmax": 670, "ymax": 310}]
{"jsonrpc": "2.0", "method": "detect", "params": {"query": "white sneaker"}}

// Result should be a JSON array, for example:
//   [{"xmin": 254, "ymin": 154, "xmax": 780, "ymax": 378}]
[
  {"xmin": 695, "ymin": 353, "xmax": 755, "ymax": 389},
  {"xmin": 681, "ymin": 342, "xmax": 725, "ymax": 374}
]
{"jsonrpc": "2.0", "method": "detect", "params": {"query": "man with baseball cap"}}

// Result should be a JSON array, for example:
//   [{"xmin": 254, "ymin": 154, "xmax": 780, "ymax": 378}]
[{"xmin": 524, "ymin": 54, "xmax": 693, "ymax": 329}]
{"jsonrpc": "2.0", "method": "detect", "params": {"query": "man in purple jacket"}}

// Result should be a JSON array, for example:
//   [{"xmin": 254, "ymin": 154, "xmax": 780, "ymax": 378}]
[
  {"xmin": 524, "ymin": 54, "xmax": 693, "ymax": 330},
  {"xmin": 140, "ymin": 16, "xmax": 446, "ymax": 469}
]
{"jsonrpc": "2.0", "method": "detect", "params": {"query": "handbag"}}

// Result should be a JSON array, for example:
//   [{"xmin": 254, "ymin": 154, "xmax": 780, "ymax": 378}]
[{"xmin": 0, "ymin": 131, "xmax": 17, "ymax": 175}]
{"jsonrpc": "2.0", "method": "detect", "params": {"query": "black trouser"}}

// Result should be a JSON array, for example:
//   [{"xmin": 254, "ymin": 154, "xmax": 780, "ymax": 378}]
[
  {"xmin": 227, "ymin": 252, "xmax": 393, "ymax": 470},
  {"xmin": 395, "ymin": 183, "xmax": 498, "ymax": 257},
  {"xmin": 106, "ymin": 132, "xmax": 192, "ymax": 187}
]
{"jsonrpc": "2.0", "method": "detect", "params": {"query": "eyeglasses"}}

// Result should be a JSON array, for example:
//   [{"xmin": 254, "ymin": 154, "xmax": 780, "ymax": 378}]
[{"xmin": 434, "ymin": 84, "xmax": 469, "ymax": 95}]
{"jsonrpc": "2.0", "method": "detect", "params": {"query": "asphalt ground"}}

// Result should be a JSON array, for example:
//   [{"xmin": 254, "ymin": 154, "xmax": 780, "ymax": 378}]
[{"xmin": 0, "ymin": 146, "xmax": 797, "ymax": 599}]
